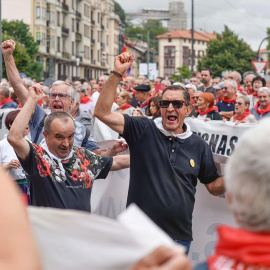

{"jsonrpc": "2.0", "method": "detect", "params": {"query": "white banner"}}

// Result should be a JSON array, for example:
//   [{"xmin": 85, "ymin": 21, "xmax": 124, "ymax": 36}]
[{"xmin": 28, "ymin": 205, "xmax": 181, "ymax": 270}]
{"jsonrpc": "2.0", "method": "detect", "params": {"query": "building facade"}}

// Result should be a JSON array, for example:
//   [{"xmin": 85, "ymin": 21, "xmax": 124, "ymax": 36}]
[
  {"xmin": 157, "ymin": 30, "xmax": 216, "ymax": 78},
  {"xmin": 3, "ymin": 0, "xmax": 122, "ymax": 81}
]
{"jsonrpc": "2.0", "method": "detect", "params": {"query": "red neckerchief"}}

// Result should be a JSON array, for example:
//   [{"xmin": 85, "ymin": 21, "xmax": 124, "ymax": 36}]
[
  {"xmin": 222, "ymin": 97, "xmax": 236, "ymax": 104},
  {"xmin": 117, "ymin": 104, "xmax": 133, "ymax": 110},
  {"xmin": 233, "ymin": 109, "xmax": 251, "ymax": 121},
  {"xmin": 207, "ymin": 226, "xmax": 270, "ymax": 270},
  {"xmin": 139, "ymin": 95, "xmax": 152, "ymax": 108},
  {"xmin": 246, "ymin": 89, "xmax": 257, "ymax": 96},
  {"xmin": 0, "ymin": 97, "xmax": 14, "ymax": 105},
  {"xmin": 198, "ymin": 106, "xmax": 218, "ymax": 116},
  {"xmin": 18, "ymin": 99, "xmax": 43, "ymax": 108},
  {"xmin": 253, "ymin": 101, "xmax": 270, "ymax": 115},
  {"xmin": 80, "ymin": 96, "xmax": 92, "ymax": 104},
  {"xmin": 238, "ymin": 84, "xmax": 244, "ymax": 92}
]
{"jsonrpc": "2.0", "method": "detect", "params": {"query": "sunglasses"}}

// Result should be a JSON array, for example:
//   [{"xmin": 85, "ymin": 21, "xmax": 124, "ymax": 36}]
[
  {"xmin": 192, "ymin": 96, "xmax": 199, "ymax": 100},
  {"xmin": 48, "ymin": 93, "xmax": 70, "ymax": 100},
  {"xmin": 235, "ymin": 102, "xmax": 243, "ymax": 105},
  {"xmin": 159, "ymin": 100, "xmax": 186, "ymax": 109}
]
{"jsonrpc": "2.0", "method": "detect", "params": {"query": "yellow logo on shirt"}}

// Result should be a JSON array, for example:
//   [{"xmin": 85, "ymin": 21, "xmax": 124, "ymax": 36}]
[{"xmin": 190, "ymin": 159, "xmax": 195, "ymax": 167}]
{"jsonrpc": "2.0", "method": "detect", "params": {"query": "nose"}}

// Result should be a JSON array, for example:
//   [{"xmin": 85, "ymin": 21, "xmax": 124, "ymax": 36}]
[
  {"xmin": 54, "ymin": 94, "xmax": 61, "ymax": 101},
  {"xmin": 167, "ymin": 102, "xmax": 174, "ymax": 111},
  {"xmin": 62, "ymin": 138, "xmax": 69, "ymax": 147}
]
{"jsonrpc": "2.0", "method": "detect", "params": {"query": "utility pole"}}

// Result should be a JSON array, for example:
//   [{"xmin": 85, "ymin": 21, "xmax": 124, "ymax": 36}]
[
  {"xmin": 147, "ymin": 23, "xmax": 150, "ymax": 79},
  {"xmin": 191, "ymin": 0, "xmax": 194, "ymax": 73}
]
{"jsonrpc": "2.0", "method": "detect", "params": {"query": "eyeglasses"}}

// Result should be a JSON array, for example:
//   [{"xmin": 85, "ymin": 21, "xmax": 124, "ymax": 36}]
[
  {"xmin": 235, "ymin": 102, "xmax": 243, "ymax": 105},
  {"xmin": 222, "ymin": 87, "xmax": 229, "ymax": 90},
  {"xmin": 192, "ymin": 96, "xmax": 199, "ymax": 100},
  {"xmin": 48, "ymin": 93, "xmax": 70, "ymax": 100},
  {"xmin": 159, "ymin": 100, "xmax": 186, "ymax": 109}
]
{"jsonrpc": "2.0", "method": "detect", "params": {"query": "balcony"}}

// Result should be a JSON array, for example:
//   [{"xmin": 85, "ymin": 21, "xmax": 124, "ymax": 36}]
[
  {"xmin": 101, "ymin": 62, "xmax": 106, "ymax": 67},
  {"xmin": 46, "ymin": 47, "xmax": 50, "ymax": 54},
  {"xmin": 101, "ymin": 42, "xmax": 105, "ymax": 49},
  {"xmin": 62, "ymin": 26, "xmax": 69, "ymax": 35},
  {"xmin": 91, "ymin": 39, "xmax": 95, "ymax": 45},
  {"xmin": 62, "ymin": 3, "xmax": 69, "ymax": 13},
  {"xmin": 62, "ymin": 52, "xmax": 71, "ymax": 59},
  {"xmin": 46, "ymin": 20, "xmax": 50, "ymax": 27},
  {"xmin": 91, "ymin": 59, "xmax": 96, "ymax": 65},
  {"xmin": 76, "ymin": 31, "xmax": 82, "ymax": 41},
  {"xmin": 91, "ymin": 20, "xmax": 95, "ymax": 25},
  {"xmin": 101, "ymin": 25, "xmax": 105, "ymax": 30},
  {"xmin": 76, "ymin": 11, "xmax": 81, "ymax": 19}
]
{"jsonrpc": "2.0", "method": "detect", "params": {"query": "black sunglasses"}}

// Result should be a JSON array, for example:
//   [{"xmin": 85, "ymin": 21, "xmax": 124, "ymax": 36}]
[{"xmin": 159, "ymin": 100, "xmax": 186, "ymax": 109}]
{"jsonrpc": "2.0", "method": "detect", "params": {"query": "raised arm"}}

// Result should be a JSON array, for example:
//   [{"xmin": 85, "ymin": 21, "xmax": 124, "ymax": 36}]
[
  {"xmin": 2, "ymin": 39, "xmax": 29, "ymax": 105},
  {"xmin": 94, "ymin": 52, "xmax": 134, "ymax": 134},
  {"xmin": 7, "ymin": 84, "xmax": 44, "ymax": 161}
]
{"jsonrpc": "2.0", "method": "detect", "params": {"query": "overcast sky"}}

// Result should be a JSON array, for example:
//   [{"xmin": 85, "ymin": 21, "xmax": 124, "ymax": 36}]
[{"xmin": 115, "ymin": 0, "xmax": 270, "ymax": 51}]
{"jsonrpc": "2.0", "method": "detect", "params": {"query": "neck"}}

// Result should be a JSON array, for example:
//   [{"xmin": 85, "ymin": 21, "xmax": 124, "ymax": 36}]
[
  {"xmin": 260, "ymin": 104, "xmax": 267, "ymax": 110},
  {"xmin": 204, "ymin": 82, "xmax": 211, "ymax": 88},
  {"xmin": 236, "ymin": 112, "xmax": 242, "ymax": 117}
]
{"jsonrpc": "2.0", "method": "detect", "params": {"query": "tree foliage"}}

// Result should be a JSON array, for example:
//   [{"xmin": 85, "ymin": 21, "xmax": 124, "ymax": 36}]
[
  {"xmin": 113, "ymin": 1, "xmax": 126, "ymax": 26},
  {"xmin": 2, "ymin": 19, "xmax": 39, "ymax": 60},
  {"xmin": 198, "ymin": 26, "xmax": 256, "ymax": 77},
  {"xmin": 267, "ymin": 28, "xmax": 270, "ymax": 66},
  {"xmin": 1, "ymin": 33, "xmax": 43, "ymax": 81},
  {"xmin": 173, "ymin": 66, "xmax": 191, "ymax": 82},
  {"xmin": 125, "ymin": 20, "xmax": 167, "ymax": 51}
]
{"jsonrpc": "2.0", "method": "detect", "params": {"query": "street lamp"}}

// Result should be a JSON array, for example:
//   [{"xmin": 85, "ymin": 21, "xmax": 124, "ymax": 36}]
[{"xmin": 257, "ymin": 36, "xmax": 270, "ymax": 60}]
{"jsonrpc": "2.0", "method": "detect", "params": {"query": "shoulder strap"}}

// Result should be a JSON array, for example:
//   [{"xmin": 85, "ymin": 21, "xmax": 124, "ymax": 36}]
[{"xmin": 82, "ymin": 127, "xmax": 91, "ymax": 147}]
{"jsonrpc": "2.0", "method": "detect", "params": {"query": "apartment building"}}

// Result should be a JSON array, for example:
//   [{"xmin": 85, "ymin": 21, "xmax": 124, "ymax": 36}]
[
  {"xmin": 3, "ymin": 0, "xmax": 121, "ymax": 81},
  {"xmin": 157, "ymin": 30, "xmax": 216, "ymax": 78}
]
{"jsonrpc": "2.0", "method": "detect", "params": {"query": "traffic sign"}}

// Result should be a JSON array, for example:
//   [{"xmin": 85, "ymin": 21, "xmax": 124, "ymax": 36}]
[{"xmin": 251, "ymin": 60, "xmax": 268, "ymax": 74}]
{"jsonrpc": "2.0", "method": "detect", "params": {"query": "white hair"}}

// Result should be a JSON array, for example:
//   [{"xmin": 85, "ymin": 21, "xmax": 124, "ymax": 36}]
[
  {"xmin": 50, "ymin": 80, "xmax": 75, "ymax": 98},
  {"xmin": 257, "ymin": 87, "xmax": 270, "ymax": 96},
  {"xmin": 225, "ymin": 118, "xmax": 270, "ymax": 231},
  {"xmin": 224, "ymin": 79, "xmax": 237, "ymax": 89}
]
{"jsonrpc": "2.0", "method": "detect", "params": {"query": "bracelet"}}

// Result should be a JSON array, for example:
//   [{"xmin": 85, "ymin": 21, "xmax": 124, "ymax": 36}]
[{"xmin": 110, "ymin": 70, "xmax": 123, "ymax": 78}]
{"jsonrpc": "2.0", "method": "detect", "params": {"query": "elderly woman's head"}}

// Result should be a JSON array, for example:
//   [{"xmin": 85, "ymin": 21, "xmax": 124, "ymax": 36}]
[
  {"xmin": 116, "ymin": 91, "xmax": 132, "ymax": 107},
  {"xmin": 197, "ymin": 92, "xmax": 215, "ymax": 111},
  {"xmin": 252, "ymin": 76, "xmax": 266, "ymax": 93},
  {"xmin": 235, "ymin": 96, "xmax": 250, "ymax": 116},
  {"xmin": 225, "ymin": 118, "xmax": 270, "ymax": 231}
]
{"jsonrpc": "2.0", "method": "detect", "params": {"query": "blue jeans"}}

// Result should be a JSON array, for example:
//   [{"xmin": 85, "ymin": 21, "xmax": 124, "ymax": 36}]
[{"xmin": 174, "ymin": 239, "xmax": 191, "ymax": 255}]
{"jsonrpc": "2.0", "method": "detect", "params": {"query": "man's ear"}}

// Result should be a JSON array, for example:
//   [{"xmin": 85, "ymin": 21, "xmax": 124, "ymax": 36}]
[
  {"xmin": 185, "ymin": 105, "xmax": 193, "ymax": 117},
  {"xmin": 43, "ymin": 131, "xmax": 48, "ymax": 140}
]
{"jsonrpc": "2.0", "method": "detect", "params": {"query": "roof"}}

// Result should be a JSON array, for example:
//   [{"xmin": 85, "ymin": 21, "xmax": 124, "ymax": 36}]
[{"xmin": 157, "ymin": 30, "xmax": 216, "ymax": 41}]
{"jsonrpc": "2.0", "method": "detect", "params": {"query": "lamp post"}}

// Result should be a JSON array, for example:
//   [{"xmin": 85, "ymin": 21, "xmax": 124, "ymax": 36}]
[{"xmin": 257, "ymin": 36, "xmax": 270, "ymax": 61}]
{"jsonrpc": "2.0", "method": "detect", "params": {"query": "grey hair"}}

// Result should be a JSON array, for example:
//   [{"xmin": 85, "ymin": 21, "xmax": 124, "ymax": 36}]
[
  {"xmin": 23, "ymin": 78, "xmax": 34, "ymax": 87},
  {"xmin": 237, "ymin": 95, "xmax": 250, "ymax": 106},
  {"xmin": 0, "ymin": 86, "xmax": 10, "ymax": 97},
  {"xmin": 75, "ymin": 84, "xmax": 87, "ymax": 93},
  {"xmin": 44, "ymin": 111, "xmax": 75, "ymax": 134},
  {"xmin": 224, "ymin": 79, "xmax": 237, "ymax": 89},
  {"xmin": 99, "ymin": 75, "xmax": 109, "ymax": 82},
  {"xmin": 50, "ymin": 80, "xmax": 75, "ymax": 99},
  {"xmin": 225, "ymin": 118, "xmax": 270, "ymax": 231},
  {"xmin": 161, "ymin": 79, "xmax": 172, "ymax": 86},
  {"xmin": 232, "ymin": 71, "xmax": 242, "ymax": 82},
  {"xmin": 257, "ymin": 87, "xmax": 270, "ymax": 96}
]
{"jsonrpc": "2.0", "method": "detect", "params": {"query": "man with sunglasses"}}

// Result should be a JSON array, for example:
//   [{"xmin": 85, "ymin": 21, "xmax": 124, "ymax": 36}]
[
  {"xmin": 2, "ymin": 39, "xmax": 126, "ymax": 156},
  {"xmin": 95, "ymin": 52, "xmax": 224, "ymax": 254}
]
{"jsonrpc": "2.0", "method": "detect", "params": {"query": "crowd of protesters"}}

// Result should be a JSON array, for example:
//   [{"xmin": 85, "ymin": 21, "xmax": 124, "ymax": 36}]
[{"xmin": 1, "ymin": 39, "xmax": 270, "ymax": 269}]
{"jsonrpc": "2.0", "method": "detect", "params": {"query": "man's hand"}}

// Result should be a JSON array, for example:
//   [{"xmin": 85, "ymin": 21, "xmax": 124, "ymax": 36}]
[
  {"xmin": 29, "ymin": 84, "xmax": 44, "ymax": 103},
  {"xmin": 114, "ymin": 52, "xmax": 134, "ymax": 75},
  {"xmin": 106, "ymin": 139, "xmax": 128, "ymax": 156},
  {"xmin": 130, "ymin": 246, "xmax": 191, "ymax": 270},
  {"xmin": 1, "ymin": 39, "xmax": 16, "ymax": 57}
]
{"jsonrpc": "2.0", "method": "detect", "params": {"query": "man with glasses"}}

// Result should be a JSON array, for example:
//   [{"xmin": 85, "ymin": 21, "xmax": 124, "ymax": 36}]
[
  {"xmin": 2, "ymin": 39, "xmax": 126, "ymax": 156},
  {"xmin": 94, "ymin": 52, "xmax": 224, "ymax": 254}
]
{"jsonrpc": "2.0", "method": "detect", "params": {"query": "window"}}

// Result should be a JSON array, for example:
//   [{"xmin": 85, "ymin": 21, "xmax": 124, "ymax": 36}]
[
  {"xmin": 51, "ymin": 36, "xmax": 55, "ymax": 49},
  {"xmin": 72, "ymin": 18, "xmax": 74, "ymax": 32},
  {"xmin": 57, "ymin": 11, "xmax": 60, "ymax": 26},
  {"xmin": 50, "ymin": 11, "xmax": 55, "ymax": 23},
  {"xmin": 42, "ymin": 7, "xmax": 46, "ymax": 20},
  {"xmin": 98, "ymin": 12, "xmax": 100, "ymax": 23},
  {"xmin": 106, "ymin": 35, "xmax": 108, "ymax": 46},
  {"xmin": 98, "ymin": 31, "xmax": 100, "ymax": 42},
  {"xmin": 84, "ymin": 46, "xmax": 90, "ymax": 59},
  {"xmin": 36, "ymin": 6, "xmax": 40, "ymax": 19},
  {"xmin": 36, "ymin": 32, "xmax": 41, "ymax": 43},
  {"xmin": 84, "ymin": 24, "xmax": 90, "ymax": 38},
  {"xmin": 98, "ymin": 50, "xmax": 99, "ymax": 62},
  {"xmin": 42, "ymin": 33, "xmax": 46, "ymax": 46},
  {"xmin": 57, "ymin": 37, "xmax": 60, "ymax": 52},
  {"xmin": 72, "ymin": 42, "xmax": 75, "ymax": 56},
  {"xmin": 84, "ymin": 4, "xmax": 90, "ymax": 17}
]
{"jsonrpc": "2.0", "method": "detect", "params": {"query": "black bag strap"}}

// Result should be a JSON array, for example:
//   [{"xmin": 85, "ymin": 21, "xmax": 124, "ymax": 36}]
[{"xmin": 82, "ymin": 127, "xmax": 91, "ymax": 147}]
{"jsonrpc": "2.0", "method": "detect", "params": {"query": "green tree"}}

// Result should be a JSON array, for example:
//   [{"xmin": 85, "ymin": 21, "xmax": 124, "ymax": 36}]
[
  {"xmin": 1, "ymin": 33, "xmax": 43, "ymax": 81},
  {"xmin": 113, "ymin": 1, "xmax": 126, "ymax": 26},
  {"xmin": 2, "ymin": 20, "xmax": 39, "ymax": 60},
  {"xmin": 172, "ymin": 65, "xmax": 191, "ymax": 82},
  {"xmin": 125, "ymin": 20, "xmax": 167, "ymax": 51},
  {"xmin": 267, "ymin": 28, "xmax": 270, "ymax": 66},
  {"xmin": 197, "ymin": 26, "xmax": 256, "ymax": 77}
]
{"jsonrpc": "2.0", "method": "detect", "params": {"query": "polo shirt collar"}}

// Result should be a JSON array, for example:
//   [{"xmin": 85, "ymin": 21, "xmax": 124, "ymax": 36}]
[{"xmin": 154, "ymin": 117, "xmax": 193, "ymax": 139}]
